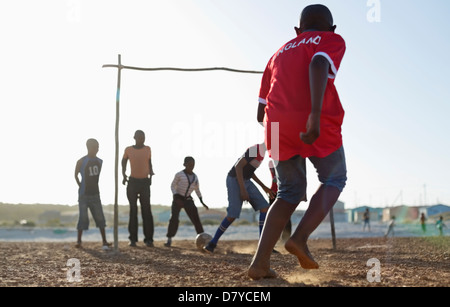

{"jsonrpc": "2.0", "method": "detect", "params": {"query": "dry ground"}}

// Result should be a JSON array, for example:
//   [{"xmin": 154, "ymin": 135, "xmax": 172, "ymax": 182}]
[{"xmin": 0, "ymin": 237, "xmax": 448, "ymax": 287}]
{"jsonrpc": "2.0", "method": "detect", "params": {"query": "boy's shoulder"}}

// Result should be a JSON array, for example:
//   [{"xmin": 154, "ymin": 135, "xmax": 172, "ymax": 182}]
[
  {"xmin": 272, "ymin": 31, "xmax": 345, "ymax": 63},
  {"xmin": 321, "ymin": 32, "xmax": 346, "ymax": 50},
  {"xmin": 290, "ymin": 31, "xmax": 344, "ymax": 43},
  {"xmin": 244, "ymin": 145, "xmax": 265, "ymax": 162},
  {"xmin": 78, "ymin": 155, "xmax": 90, "ymax": 162},
  {"xmin": 78, "ymin": 155, "xmax": 102, "ymax": 164},
  {"xmin": 180, "ymin": 170, "xmax": 198, "ymax": 177},
  {"xmin": 175, "ymin": 170, "xmax": 185, "ymax": 176},
  {"xmin": 86, "ymin": 155, "xmax": 103, "ymax": 163},
  {"xmin": 125, "ymin": 145, "xmax": 151, "ymax": 151},
  {"xmin": 308, "ymin": 31, "xmax": 345, "ymax": 49}
]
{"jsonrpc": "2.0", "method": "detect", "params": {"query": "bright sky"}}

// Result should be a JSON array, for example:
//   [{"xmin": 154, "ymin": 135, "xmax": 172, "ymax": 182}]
[{"xmin": 1, "ymin": 0, "xmax": 449, "ymax": 209}]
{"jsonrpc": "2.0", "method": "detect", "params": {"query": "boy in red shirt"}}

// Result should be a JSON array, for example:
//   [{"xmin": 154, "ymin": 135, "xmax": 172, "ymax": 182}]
[{"xmin": 249, "ymin": 4, "xmax": 347, "ymax": 279}]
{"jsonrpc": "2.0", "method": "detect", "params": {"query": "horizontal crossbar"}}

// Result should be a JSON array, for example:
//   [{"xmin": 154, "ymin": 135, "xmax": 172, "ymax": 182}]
[{"xmin": 102, "ymin": 64, "xmax": 263, "ymax": 74}]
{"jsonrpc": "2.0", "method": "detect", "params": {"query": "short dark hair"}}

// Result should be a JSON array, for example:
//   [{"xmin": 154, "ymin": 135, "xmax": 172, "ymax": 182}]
[
  {"xmin": 134, "ymin": 130, "xmax": 145, "ymax": 137},
  {"xmin": 86, "ymin": 138, "xmax": 98, "ymax": 148},
  {"xmin": 184, "ymin": 156, "xmax": 195, "ymax": 164},
  {"xmin": 300, "ymin": 4, "xmax": 334, "ymax": 30}
]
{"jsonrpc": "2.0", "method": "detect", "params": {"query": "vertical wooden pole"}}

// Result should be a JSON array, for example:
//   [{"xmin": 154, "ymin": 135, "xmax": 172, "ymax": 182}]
[{"xmin": 114, "ymin": 54, "xmax": 122, "ymax": 252}]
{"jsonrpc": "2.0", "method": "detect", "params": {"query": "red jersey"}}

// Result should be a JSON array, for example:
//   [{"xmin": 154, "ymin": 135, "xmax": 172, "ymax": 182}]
[{"xmin": 259, "ymin": 31, "xmax": 346, "ymax": 160}]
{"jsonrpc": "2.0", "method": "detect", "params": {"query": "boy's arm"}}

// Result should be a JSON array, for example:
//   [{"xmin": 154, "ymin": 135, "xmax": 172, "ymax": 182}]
[
  {"xmin": 234, "ymin": 157, "xmax": 250, "ymax": 202},
  {"xmin": 257, "ymin": 103, "xmax": 266, "ymax": 126},
  {"xmin": 121, "ymin": 157, "xmax": 128, "ymax": 185},
  {"xmin": 198, "ymin": 197, "xmax": 209, "ymax": 210},
  {"xmin": 300, "ymin": 55, "xmax": 330, "ymax": 145},
  {"xmin": 74, "ymin": 159, "xmax": 82, "ymax": 187},
  {"xmin": 148, "ymin": 147, "xmax": 155, "ymax": 176},
  {"xmin": 251, "ymin": 174, "xmax": 275, "ymax": 200},
  {"xmin": 149, "ymin": 158, "xmax": 155, "ymax": 176},
  {"xmin": 195, "ymin": 183, "xmax": 209, "ymax": 210},
  {"xmin": 171, "ymin": 173, "xmax": 180, "ymax": 195}
]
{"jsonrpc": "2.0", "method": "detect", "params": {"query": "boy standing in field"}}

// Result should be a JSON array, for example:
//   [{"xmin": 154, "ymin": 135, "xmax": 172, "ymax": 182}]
[
  {"xmin": 436, "ymin": 216, "xmax": 447, "ymax": 236},
  {"xmin": 384, "ymin": 216, "xmax": 396, "ymax": 237},
  {"xmin": 74, "ymin": 138, "xmax": 111, "ymax": 249},
  {"xmin": 249, "ymin": 5, "xmax": 347, "ymax": 279},
  {"xmin": 420, "ymin": 213, "xmax": 426, "ymax": 234},
  {"xmin": 122, "ymin": 130, "xmax": 155, "ymax": 247},
  {"xmin": 203, "ymin": 143, "xmax": 275, "ymax": 254},
  {"xmin": 165, "ymin": 156, "xmax": 209, "ymax": 247},
  {"xmin": 363, "ymin": 208, "xmax": 371, "ymax": 232}
]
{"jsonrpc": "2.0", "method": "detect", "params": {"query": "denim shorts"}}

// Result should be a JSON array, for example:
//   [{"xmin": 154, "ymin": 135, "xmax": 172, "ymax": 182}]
[
  {"xmin": 274, "ymin": 146, "xmax": 347, "ymax": 205},
  {"xmin": 226, "ymin": 175, "xmax": 270, "ymax": 219},
  {"xmin": 77, "ymin": 194, "xmax": 106, "ymax": 230}
]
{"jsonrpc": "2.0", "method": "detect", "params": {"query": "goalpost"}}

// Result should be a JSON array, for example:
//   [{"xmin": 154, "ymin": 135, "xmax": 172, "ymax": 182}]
[
  {"xmin": 102, "ymin": 54, "xmax": 337, "ymax": 252},
  {"xmin": 102, "ymin": 54, "xmax": 264, "ymax": 251}
]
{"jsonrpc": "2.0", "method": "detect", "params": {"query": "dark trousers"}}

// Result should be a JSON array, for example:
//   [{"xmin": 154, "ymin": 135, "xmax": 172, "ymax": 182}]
[
  {"xmin": 127, "ymin": 177, "xmax": 154, "ymax": 243},
  {"xmin": 167, "ymin": 194, "xmax": 204, "ymax": 238}
]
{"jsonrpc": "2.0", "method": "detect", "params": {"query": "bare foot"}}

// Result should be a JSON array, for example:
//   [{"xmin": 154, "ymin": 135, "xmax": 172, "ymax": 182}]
[
  {"xmin": 285, "ymin": 238, "xmax": 319, "ymax": 269},
  {"xmin": 248, "ymin": 266, "xmax": 277, "ymax": 280}
]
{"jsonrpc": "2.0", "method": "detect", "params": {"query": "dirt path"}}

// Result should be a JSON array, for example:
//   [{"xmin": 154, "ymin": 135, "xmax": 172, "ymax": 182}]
[{"xmin": 0, "ymin": 237, "xmax": 448, "ymax": 287}]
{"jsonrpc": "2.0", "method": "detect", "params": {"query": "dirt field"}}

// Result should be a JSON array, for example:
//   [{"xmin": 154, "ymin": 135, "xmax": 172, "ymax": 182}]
[{"xmin": 0, "ymin": 236, "xmax": 448, "ymax": 287}]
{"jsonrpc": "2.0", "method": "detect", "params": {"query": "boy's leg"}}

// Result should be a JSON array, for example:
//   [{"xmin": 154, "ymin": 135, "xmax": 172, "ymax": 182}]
[
  {"xmin": 76, "ymin": 230, "xmax": 83, "ymax": 248},
  {"xmin": 246, "ymin": 180, "xmax": 270, "ymax": 236},
  {"xmin": 139, "ymin": 180, "xmax": 154, "ymax": 246},
  {"xmin": 167, "ymin": 198, "xmax": 182, "ymax": 238},
  {"xmin": 291, "ymin": 185, "xmax": 340, "ymax": 241},
  {"xmin": 99, "ymin": 228, "xmax": 109, "ymax": 245},
  {"xmin": 76, "ymin": 196, "xmax": 89, "ymax": 247},
  {"xmin": 217, "ymin": 175, "xmax": 244, "ymax": 242},
  {"xmin": 259, "ymin": 210, "xmax": 267, "ymax": 235},
  {"xmin": 282, "ymin": 218, "xmax": 292, "ymax": 242},
  {"xmin": 204, "ymin": 175, "xmax": 240, "ymax": 253},
  {"xmin": 287, "ymin": 147, "xmax": 346, "ymax": 269},
  {"xmin": 248, "ymin": 156, "xmax": 306, "ymax": 279},
  {"xmin": 276, "ymin": 184, "xmax": 292, "ymax": 241},
  {"xmin": 204, "ymin": 216, "xmax": 235, "ymax": 253},
  {"xmin": 184, "ymin": 199, "xmax": 204, "ymax": 234},
  {"xmin": 126, "ymin": 180, "xmax": 139, "ymax": 244},
  {"xmin": 87, "ymin": 194, "xmax": 110, "ymax": 246},
  {"xmin": 166, "ymin": 197, "xmax": 182, "ymax": 246},
  {"xmin": 286, "ymin": 184, "xmax": 340, "ymax": 269},
  {"xmin": 210, "ymin": 216, "xmax": 234, "ymax": 245},
  {"xmin": 248, "ymin": 198, "xmax": 296, "ymax": 279}
]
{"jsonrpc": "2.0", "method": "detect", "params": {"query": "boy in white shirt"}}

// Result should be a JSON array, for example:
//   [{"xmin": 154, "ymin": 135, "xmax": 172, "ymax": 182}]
[{"xmin": 165, "ymin": 157, "xmax": 209, "ymax": 247}]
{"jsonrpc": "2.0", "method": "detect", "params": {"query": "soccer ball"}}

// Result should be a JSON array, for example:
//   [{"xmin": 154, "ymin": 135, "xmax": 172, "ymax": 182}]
[{"xmin": 195, "ymin": 232, "xmax": 212, "ymax": 251}]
